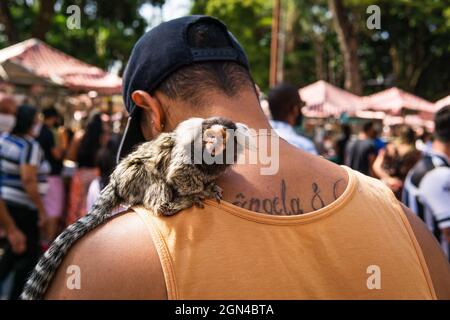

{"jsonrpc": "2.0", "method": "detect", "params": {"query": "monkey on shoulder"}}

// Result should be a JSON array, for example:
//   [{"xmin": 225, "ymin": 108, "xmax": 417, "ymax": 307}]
[{"xmin": 110, "ymin": 116, "xmax": 250, "ymax": 216}]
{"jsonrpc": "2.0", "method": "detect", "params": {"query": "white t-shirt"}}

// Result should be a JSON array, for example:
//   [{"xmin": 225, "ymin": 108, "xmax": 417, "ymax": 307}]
[{"xmin": 419, "ymin": 166, "xmax": 450, "ymax": 230}]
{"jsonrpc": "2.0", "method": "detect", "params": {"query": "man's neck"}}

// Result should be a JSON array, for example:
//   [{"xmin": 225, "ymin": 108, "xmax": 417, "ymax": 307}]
[
  {"xmin": 432, "ymin": 140, "xmax": 450, "ymax": 160},
  {"xmin": 166, "ymin": 92, "xmax": 272, "ymax": 131},
  {"xmin": 358, "ymin": 132, "xmax": 369, "ymax": 140}
]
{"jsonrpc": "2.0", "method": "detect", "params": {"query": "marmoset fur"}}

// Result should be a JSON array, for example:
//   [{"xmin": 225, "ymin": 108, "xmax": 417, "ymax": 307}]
[{"xmin": 21, "ymin": 116, "xmax": 250, "ymax": 300}]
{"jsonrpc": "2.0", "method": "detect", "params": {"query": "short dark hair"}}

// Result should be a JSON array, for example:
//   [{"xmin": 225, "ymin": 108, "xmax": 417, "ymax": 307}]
[
  {"xmin": 12, "ymin": 105, "xmax": 37, "ymax": 135},
  {"xmin": 267, "ymin": 83, "xmax": 302, "ymax": 122},
  {"xmin": 399, "ymin": 126, "xmax": 416, "ymax": 145},
  {"xmin": 42, "ymin": 107, "xmax": 59, "ymax": 119},
  {"xmin": 362, "ymin": 121, "xmax": 374, "ymax": 134},
  {"xmin": 434, "ymin": 105, "xmax": 450, "ymax": 143},
  {"xmin": 341, "ymin": 123, "xmax": 352, "ymax": 137},
  {"xmin": 155, "ymin": 21, "xmax": 254, "ymax": 106}
]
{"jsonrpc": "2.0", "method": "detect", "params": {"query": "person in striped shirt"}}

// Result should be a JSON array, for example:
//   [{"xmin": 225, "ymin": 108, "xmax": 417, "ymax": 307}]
[
  {"xmin": 403, "ymin": 105, "xmax": 450, "ymax": 261},
  {"xmin": 0, "ymin": 105, "xmax": 50, "ymax": 299}
]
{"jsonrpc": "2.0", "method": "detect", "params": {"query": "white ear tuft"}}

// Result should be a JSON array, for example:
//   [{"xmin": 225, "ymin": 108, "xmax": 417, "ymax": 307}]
[
  {"xmin": 175, "ymin": 117, "xmax": 204, "ymax": 146},
  {"xmin": 235, "ymin": 122, "xmax": 256, "ymax": 151}
]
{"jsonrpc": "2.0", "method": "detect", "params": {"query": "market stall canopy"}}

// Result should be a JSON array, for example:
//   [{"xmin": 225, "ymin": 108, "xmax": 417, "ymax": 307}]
[
  {"xmin": 435, "ymin": 95, "xmax": 450, "ymax": 110},
  {"xmin": 0, "ymin": 38, "xmax": 122, "ymax": 95},
  {"xmin": 363, "ymin": 87, "xmax": 434, "ymax": 115},
  {"xmin": 299, "ymin": 80, "xmax": 364, "ymax": 118},
  {"xmin": 384, "ymin": 114, "xmax": 434, "ymax": 131}
]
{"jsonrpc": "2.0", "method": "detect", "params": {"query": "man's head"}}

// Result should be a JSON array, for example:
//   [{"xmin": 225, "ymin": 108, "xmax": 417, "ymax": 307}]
[
  {"xmin": 399, "ymin": 126, "xmax": 416, "ymax": 145},
  {"xmin": 267, "ymin": 83, "xmax": 304, "ymax": 127},
  {"xmin": 341, "ymin": 123, "xmax": 352, "ymax": 138},
  {"xmin": 42, "ymin": 107, "xmax": 60, "ymax": 127},
  {"xmin": 118, "ymin": 16, "xmax": 257, "ymax": 162},
  {"xmin": 12, "ymin": 105, "xmax": 38, "ymax": 136},
  {"xmin": 361, "ymin": 121, "xmax": 376, "ymax": 139},
  {"xmin": 434, "ymin": 105, "xmax": 450, "ymax": 144}
]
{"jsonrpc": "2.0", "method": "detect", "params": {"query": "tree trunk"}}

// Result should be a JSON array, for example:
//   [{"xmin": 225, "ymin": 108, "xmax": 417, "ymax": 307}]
[
  {"xmin": 328, "ymin": 0, "xmax": 363, "ymax": 95},
  {"xmin": 32, "ymin": 0, "xmax": 56, "ymax": 41},
  {"xmin": 312, "ymin": 38, "xmax": 325, "ymax": 80},
  {"xmin": 0, "ymin": 0, "xmax": 19, "ymax": 44},
  {"xmin": 270, "ymin": 0, "xmax": 281, "ymax": 87}
]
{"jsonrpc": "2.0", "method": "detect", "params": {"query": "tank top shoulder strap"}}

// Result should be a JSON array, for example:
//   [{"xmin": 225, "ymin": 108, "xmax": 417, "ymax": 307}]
[{"xmin": 131, "ymin": 206, "xmax": 179, "ymax": 300}]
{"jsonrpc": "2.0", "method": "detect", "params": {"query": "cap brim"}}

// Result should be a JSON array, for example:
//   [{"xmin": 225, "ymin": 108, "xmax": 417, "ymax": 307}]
[{"xmin": 116, "ymin": 110, "xmax": 145, "ymax": 164}]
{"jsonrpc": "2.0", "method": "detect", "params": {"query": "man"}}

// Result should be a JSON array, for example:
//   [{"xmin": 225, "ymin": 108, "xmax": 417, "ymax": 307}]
[
  {"xmin": 268, "ymin": 83, "xmax": 318, "ymax": 155},
  {"xmin": 0, "ymin": 94, "xmax": 26, "ymax": 298},
  {"xmin": 336, "ymin": 123, "xmax": 351, "ymax": 165},
  {"xmin": 0, "ymin": 105, "xmax": 49, "ymax": 299},
  {"xmin": 36, "ymin": 107, "xmax": 65, "ymax": 242},
  {"xmin": 44, "ymin": 16, "xmax": 449, "ymax": 299},
  {"xmin": 345, "ymin": 121, "xmax": 377, "ymax": 176},
  {"xmin": 403, "ymin": 105, "xmax": 450, "ymax": 261}
]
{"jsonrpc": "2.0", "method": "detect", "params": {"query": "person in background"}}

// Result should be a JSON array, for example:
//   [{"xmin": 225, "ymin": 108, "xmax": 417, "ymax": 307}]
[
  {"xmin": 65, "ymin": 112, "xmax": 110, "ymax": 225},
  {"xmin": 36, "ymin": 107, "xmax": 65, "ymax": 242},
  {"xmin": 0, "ymin": 93, "xmax": 23, "ymax": 298},
  {"xmin": 373, "ymin": 122, "xmax": 386, "ymax": 153},
  {"xmin": 373, "ymin": 126, "xmax": 421, "ymax": 199},
  {"xmin": 0, "ymin": 94, "xmax": 25, "ymax": 251},
  {"xmin": 403, "ymin": 105, "xmax": 450, "ymax": 260},
  {"xmin": 0, "ymin": 105, "xmax": 49, "ymax": 299},
  {"xmin": 268, "ymin": 83, "xmax": 317, "ymax": 154},
  {"xmin": 0, "ymin": 201, "xmax": 26, "ymax": 255},
  {"xmin": 416, "ymin": 128, "xmax": 433, "ymax": 153},
  {"xmin": 86, "ymin": 137, "xmax": 121, "ymax": 215},
  {"xmin": 0, "ymin": 93, "xmax": 17, "ymax": 133},
  {"xmin": 345, "ymin": 121, "xmax": 377, "ymax": 176},
  {"xmin": 335, "ymin": 123, "xmax": 352, "ymax": 165}
]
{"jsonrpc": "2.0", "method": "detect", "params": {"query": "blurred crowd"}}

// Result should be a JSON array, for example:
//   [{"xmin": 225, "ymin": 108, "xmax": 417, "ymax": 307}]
[
  {"xmin": 0, "ymin": 83, "xmax": 449, "ymax": 299},
  {"xmin": 0, "ymin": 93, "xmax": 121, "ymax": 299}
]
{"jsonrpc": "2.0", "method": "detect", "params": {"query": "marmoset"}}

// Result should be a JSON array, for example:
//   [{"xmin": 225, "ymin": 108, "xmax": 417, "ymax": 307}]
[{"xmin": 21, "ymin": 116, "xmax": 250, "ymax": 300}]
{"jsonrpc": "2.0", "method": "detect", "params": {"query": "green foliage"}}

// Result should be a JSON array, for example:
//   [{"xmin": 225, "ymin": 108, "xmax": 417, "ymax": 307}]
[
  {"xmin": 1, "ymin": 0, "xmax": 449, "ymax": 100},
  {"xmin": 191, "ymin": 0, "xmax": 450, "ymax": 100},
  {"xmin": 191, "ymin": 0, "xmax": 273, "ymax": 92},
  {"xmin": 0, "ymin": 0, "xmax": 164, "ymax": 74}
]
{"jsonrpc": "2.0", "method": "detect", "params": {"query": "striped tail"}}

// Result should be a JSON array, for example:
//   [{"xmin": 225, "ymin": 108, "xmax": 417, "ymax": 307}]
[{"xmin": 20, "ymin": 184, "xmax": 119, "ymax": 300}]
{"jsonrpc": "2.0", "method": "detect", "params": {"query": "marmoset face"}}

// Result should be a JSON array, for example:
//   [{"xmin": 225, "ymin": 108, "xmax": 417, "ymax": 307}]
[{"xmin": 201, "ymin": 117, "xmax": 237, "ymax": 159}]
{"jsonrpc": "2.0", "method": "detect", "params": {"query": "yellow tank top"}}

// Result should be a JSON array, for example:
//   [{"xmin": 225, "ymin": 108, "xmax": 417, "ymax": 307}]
[{"xmin": 131, "ymin": 167, "xmax": 436, "ymax": 299}]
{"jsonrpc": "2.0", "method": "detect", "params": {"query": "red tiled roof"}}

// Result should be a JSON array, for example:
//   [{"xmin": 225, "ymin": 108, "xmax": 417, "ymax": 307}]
[{"xmin": 0, "ymin": 38, "xmax": 121, "ymax": 94}]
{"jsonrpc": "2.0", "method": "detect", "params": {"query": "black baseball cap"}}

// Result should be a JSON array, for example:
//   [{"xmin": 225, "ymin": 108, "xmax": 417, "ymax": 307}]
[{"xmin": 117, "ymin": 15, "xmax": 250, "ymax": 162}]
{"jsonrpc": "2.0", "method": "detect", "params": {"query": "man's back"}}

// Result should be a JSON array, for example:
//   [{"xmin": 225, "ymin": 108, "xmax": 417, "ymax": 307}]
[
  {"xmin": 129, "ymin": 168, "xmax": 435, "ymax": 299},
  {"xmin": 44, "ymin": 143, "xmax": 450, "ymax": 299},
  {"xmin": 345, "ymin": 138, "xmax": 376, "ymax": 175}
]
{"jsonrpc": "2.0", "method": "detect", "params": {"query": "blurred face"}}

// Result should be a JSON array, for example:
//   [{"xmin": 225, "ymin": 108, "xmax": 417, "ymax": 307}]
[{"xmin": 45, "ymin": 116, "xmax": 58, "ymax": 128}]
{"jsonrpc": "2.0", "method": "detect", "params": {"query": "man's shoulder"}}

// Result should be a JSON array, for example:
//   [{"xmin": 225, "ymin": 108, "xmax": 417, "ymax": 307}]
[
  {"xmin": 401, "ymin": 204, "xmax": 450, "ymax": 299},
  {"xmin": 44, "ymin": 210, "xmax": 167, "ymax": 299}
]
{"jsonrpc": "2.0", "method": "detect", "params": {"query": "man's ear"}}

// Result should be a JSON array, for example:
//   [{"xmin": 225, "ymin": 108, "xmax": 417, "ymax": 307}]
[{"xmin": 131, "ymin": 90, "xmax": 165, "ymax": 132}]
